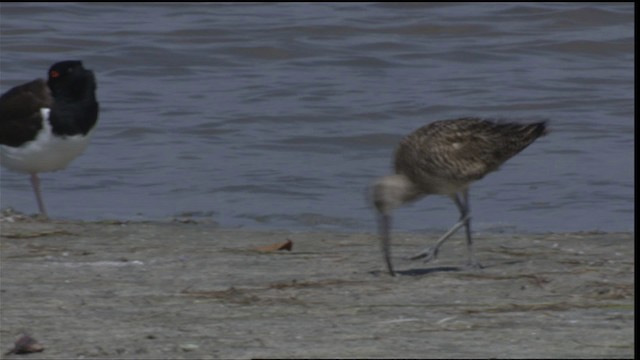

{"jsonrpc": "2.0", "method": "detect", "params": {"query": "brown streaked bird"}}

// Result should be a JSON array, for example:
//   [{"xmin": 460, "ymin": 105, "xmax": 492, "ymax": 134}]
[
  {"xmin": 372, "ymin": 118, "xmax": 548, "ymax": 276},
  {"xmin": 0, "ymin": 61, "xmax": 99, "ymax": 218}
]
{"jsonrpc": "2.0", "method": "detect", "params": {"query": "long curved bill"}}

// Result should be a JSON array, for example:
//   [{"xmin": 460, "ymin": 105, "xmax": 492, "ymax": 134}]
[{"xmin": 378, "ymin": 214, "xmax": 395, "ymax": 276}]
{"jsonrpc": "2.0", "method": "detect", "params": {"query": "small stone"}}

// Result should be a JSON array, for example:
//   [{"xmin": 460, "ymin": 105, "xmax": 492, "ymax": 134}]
[
  {"xmin": 5, "ymin": 334, "xmax": 44, "ymax": 355},
  {"xmin": 180, "ymin": 343, "xmax": 199, "ymax": 352}
]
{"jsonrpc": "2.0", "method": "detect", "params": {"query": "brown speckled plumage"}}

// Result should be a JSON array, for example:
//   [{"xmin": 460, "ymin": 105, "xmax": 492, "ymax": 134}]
[
  {"xmin": 394, "ymin": 117, "xmax": 547, "ymax": 194},
  {"xmin": 373, "ymin": 117, "xmax": 548, "ymax": 276}
]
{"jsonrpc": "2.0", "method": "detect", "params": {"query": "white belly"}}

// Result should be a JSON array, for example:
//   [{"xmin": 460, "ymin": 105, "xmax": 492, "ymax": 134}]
[{"xmin": 0, "ymin": 108, "xmax": 93, "ymax": 174}]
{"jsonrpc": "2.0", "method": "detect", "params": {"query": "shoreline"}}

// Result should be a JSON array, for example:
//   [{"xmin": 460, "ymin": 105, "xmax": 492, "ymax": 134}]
[{"xmin": 0, "ymin": 216, "xmax": 634, "ymax": 359}]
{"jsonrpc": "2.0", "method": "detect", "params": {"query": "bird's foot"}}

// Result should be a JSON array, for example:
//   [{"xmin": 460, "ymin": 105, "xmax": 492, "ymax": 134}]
[
  {"xmin": 33, "ymin": 213, "xmax": 49, "ymax": 221},
  {"xmin": 408, "ymin": 247, "xmax": 439, "ymax": 263}
]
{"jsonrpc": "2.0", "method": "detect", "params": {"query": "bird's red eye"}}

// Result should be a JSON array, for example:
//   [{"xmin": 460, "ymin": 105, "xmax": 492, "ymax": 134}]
[{"xmin": 50, "ymin": 70, "xmax": 60, "ymax": 78}]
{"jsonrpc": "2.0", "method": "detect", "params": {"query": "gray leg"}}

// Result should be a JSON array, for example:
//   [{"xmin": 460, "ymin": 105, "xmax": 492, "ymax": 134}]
[
  {"xmin": 460, "ymin": 189, "xmax": 481, "ymax": 268},
  {"xmin": 30, "ymin": 173, "xmax": 48, "ymax": 218},
  {"xmin": 409, "ymin": 192, "xmax": 469, "ymax": 262}
]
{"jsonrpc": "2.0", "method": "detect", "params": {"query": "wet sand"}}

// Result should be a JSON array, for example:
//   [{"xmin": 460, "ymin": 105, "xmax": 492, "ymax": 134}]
[{"xmin": 0, "ymin": 213, "xmax": 634, "ymax": 359}]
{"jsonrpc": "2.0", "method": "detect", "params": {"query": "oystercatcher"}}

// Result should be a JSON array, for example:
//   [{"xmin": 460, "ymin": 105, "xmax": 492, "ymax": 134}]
[{"xmin": 0, "ymin": 61, "xmax": 99, "ymax": 218}]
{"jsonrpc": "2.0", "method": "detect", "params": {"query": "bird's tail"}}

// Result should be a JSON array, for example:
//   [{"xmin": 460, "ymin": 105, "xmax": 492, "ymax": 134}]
[{"xmin": 530, "ymin": 121, "xmax": 549, "ymax": 137}]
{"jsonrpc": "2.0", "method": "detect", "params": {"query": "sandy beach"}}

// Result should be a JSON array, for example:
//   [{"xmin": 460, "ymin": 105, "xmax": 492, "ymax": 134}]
[{"xmin": 0, "ymin": 212, "xmax": 634, "ymax": 359}]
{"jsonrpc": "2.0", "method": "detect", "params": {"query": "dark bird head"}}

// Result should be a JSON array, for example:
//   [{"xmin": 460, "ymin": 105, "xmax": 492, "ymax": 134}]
[
  {"xmin": 46, "ymin": 60, "xmax": 99, "ymax": 136},
  {"xmin": 47, "ymin": 60, "xmax": 96, "ymax": 99},
  {"xmin": 371, "ymin": 174, "xmax": 423, "ymax": 276}
]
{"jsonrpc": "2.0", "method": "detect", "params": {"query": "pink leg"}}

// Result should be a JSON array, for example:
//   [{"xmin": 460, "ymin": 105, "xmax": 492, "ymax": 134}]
[{"xmin": 29, "ymin": 173, "xmax": 48, "ymax": 218}]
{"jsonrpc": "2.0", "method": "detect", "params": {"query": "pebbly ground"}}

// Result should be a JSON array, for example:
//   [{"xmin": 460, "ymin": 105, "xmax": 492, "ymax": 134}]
[{"xmin": 0, "ymin": 213, "xmax": 634, "ymax": 359}]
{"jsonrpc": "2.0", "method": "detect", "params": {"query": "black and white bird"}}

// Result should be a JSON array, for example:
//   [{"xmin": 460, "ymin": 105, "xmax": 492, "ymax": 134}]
[
  {"xmin": 0, "ymin": 61, "xmax": 99, "ymax": 218},
  {"xmin": 372, "ymin": 118, "xmax": 547, "ymax": 276}
]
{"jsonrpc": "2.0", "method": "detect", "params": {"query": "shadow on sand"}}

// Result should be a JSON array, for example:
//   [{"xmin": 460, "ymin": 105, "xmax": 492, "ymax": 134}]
[{"xmin": 369, "ymin": 266, "xmax": 461, "ymax": 277}]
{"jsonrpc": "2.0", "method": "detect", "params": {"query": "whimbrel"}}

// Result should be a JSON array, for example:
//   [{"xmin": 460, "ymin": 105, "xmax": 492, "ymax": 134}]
[
  {"xmin": 372, "ymin": 118, "xmax": 547, "ymax": 276},
  {"xmin": 0, "ymin": 61, "xmax": 99, "ymax": 218}
]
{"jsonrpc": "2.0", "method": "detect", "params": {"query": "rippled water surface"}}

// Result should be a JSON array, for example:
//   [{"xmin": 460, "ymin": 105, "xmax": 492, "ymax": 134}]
[{"xmin": 0, "ymin": 3, "xmax": 634, "ymax": 233}]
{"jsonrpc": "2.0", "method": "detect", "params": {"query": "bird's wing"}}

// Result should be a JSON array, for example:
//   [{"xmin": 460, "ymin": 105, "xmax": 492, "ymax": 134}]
[
  {"xmin": 0, "ymin": 79, "xmax": 53, "ymax": 147},
  {"xmin": 396, "ymin": 118, "xmax": 533, "ymax": 183}
]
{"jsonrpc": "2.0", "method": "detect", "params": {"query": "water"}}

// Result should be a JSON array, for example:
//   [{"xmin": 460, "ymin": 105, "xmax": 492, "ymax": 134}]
[{"xmin": 0, "ymin": 3, "xmax": 634, "ymax": 233}]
